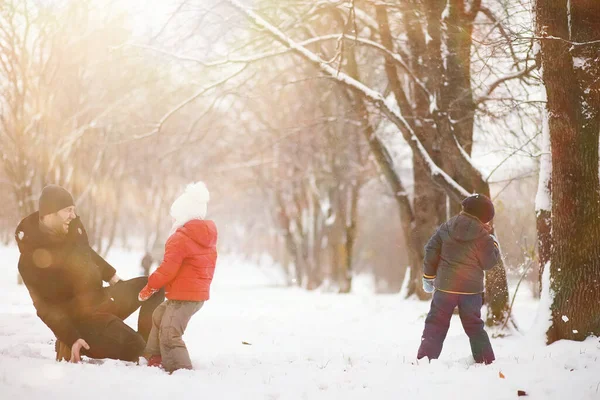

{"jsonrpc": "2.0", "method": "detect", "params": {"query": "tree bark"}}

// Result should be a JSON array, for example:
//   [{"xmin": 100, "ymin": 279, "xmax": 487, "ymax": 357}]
[
  {"xmin": 340, "ymin": 182, "xmax": 359, "ymax": 293},
  {"xmin": 377, "ymin": 5, "xmax": 444, "ymax": 300},
  {"xmin": 536, "ymin": 0, "xmax": 600, "ymax": 343},
  {"xmin": 535, "ymin": 109, "xmax": 552, "ymax": 296}
]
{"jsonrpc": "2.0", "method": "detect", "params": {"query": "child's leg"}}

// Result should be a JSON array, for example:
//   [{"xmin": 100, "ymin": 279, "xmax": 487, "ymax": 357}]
[
  {"xmin": 417, "ymin": 291, "xmax": 458, "ymax": 360},
  {"xmin": 457, "ymin": 293, "xmax": 495, "ymax": 364},
  {"xmin": 144, "ymin": 301, "xmax": 167, "ymax": 357},
  {"xmin": 159, "ymin": 300, "xmax": 204, "ymax": 372}
]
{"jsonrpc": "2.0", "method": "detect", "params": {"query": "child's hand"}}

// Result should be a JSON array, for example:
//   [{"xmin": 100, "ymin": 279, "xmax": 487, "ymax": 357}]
[
  {"xmin": 489, "ymin": 234, "xmax": 501, "ymax": 249},
  {"xmin": 422, "ymin": 278, "xmax": 435, "ymax": 294},
  {"xmin": 138, "ymin": 285, "xmax": 158, "ymax": 302}
]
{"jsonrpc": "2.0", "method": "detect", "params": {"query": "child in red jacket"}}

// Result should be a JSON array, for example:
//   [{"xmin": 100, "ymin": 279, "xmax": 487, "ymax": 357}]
[{"xmin": 138, "ymin": 182, "xmax": 217, "ymax": 373}]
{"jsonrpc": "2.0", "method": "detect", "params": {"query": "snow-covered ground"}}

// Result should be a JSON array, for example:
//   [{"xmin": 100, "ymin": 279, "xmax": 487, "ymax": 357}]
[{"xmin": 0, "ymin": 244, "xmax": 599, "ymax": 399}]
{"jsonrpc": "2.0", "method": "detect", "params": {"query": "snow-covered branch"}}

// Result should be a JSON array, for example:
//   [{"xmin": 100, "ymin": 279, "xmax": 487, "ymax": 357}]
[
  {"xmin": 226, "ymin": 0, "xmax": 470, "ymax": 201},
  {"xmin": 534, "ymin": 35, "xmax": 600, "ymax": 46}
]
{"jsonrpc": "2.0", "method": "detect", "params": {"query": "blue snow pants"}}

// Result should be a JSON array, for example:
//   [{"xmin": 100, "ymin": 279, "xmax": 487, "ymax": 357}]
[{"xmin": 417, "ymin": 290, "xmax": 495, "ymax": 364}]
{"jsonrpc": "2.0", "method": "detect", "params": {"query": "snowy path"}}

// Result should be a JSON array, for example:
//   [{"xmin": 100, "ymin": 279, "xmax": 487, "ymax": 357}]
[{"xmin": 0, "ymin": 246, "xmax": 599, "ymax": 399}]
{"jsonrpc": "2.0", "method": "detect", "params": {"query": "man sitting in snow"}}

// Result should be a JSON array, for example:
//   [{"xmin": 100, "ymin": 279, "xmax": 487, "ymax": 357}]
[
  {"xmin": 15, "ymin": 185, "xmax": 164, "ymax": 363},
  {"xmin": 417, "ymin": 194, "xmax": 501, "ymax": 365}
]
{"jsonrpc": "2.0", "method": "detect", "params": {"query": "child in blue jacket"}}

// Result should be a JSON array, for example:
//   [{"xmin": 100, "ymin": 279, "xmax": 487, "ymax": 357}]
[{"xmin": 417, "ymin": 194, "xmax": 501, "ymax": 364}]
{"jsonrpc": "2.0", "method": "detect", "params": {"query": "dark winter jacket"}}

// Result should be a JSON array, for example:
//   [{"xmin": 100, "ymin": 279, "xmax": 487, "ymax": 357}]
[
  {"xmin": 147, "ymin": 219, "xmax": 217, "ymax": 301},
  {"xmin": 15, "ymin": 212, "xmax": 117, "ymax": 346},
  {"xmin": 423, "ymin": 212, "xmax": 501, "ymax": 294}
]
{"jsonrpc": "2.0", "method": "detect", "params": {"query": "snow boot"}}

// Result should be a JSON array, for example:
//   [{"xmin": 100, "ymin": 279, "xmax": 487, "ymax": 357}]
[
  {"xmin": 147, "ymin": 355, "xmax": 163, "ymax": 368},
  {"xmin": 55, "ymin": 339, "xmax": 71, "ymax": 362}
]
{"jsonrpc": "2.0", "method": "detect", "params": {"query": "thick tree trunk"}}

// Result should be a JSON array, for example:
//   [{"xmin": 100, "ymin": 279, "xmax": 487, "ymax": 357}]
[
  {"xmin": 535, "ymin": 109, "xmax": 552, "ymax": 297},
  {"xmin": 409, "ymin": 0, "xmax": 511, "ymax": 323},
  {"xmin": 443, "ymin": 0, "xmax": 478, "ymax": 153},
  {"xmin": 536, "ymin": 0, "xmax": 600, "ymax": 343},
  {"xmin": 406, "ymin": 156, "xmax": 446, "ymax": 299},
  {"xmin": 377, "ymin": 5, "xmax": 444, "ymax": 300},
  {"xmin": 439, "ymin": 0, "xmax": 512, "ymax": 327}
]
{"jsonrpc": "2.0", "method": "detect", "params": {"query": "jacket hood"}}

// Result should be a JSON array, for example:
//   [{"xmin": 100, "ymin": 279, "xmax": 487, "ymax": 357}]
[
  {"xmin": 178, "ymin": 219, "xmax": 217, "ymax": 248},
  {"xmin": 442, "ymin": 213, "xmax": 488, "ymax": 242}
]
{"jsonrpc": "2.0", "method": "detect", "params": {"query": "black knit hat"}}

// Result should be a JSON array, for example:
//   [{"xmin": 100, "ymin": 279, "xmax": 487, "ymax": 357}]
[
  {"xmin": 461, "ymin": 194, "xmax": 495, "ymax": 223},
  {"xmin": 39, "ymin": 185, "xmax": 74, "ymax": 218}
]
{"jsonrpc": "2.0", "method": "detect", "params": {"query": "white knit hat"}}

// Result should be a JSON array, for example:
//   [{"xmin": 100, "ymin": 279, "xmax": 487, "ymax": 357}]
[{"xmin": 170, "ymin": 182, "xmax": 210, "ymax": 229}]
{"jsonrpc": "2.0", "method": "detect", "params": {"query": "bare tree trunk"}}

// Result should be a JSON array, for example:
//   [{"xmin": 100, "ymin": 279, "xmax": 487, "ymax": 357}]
[
  {"xmin": 535, "ymin": 108, "xmax": 552, "ymax": 296},
  {"xmin": 401, "ymin": 3, "xmax": 448, "ymax": 300},
  {"xmin": 339, "ymin": 182, "xmax": 359, "ymax": 293},
  {"xmin": 406, "ymin": 156, "xmax": 445, "ymax": 300},
  {"xmin": 536, "ymin": 0, "xmax": 600, "ymax": 343},
  {"xmin": 430, "ymin": 0, "xmax": 511, "ymax": 327},
  {"xmin": 275, "ymin": 192, "xmax": 305, "ymax": 287}
]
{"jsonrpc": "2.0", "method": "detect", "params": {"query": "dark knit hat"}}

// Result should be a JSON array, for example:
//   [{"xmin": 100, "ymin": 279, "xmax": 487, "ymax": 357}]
[
  {"xmin": 39, "ymin": 185, "xmax": 74, "ymax": 218},
  {"xmin": 461, "ymin": 194, "xmax": 495, "ymax": 223}
]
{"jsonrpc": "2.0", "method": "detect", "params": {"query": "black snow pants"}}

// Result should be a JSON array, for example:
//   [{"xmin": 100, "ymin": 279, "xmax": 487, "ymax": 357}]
[{"xmin": 417, "ymin": 290, "xmax": 495, "ymax": 364}]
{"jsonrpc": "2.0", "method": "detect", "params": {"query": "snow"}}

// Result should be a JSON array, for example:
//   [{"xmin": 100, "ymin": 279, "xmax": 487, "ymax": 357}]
[
  {"xmin": 1, "ymin": 244, "xmax": 600, "ymax": 399},
  {"xmin": 573, "ymin": 57, "xmax": 589, "ymax": 70},
  {"xmin": 528, "ymin": 261, "xmax": 553, "ymax": 343},
  {"xmin": 441, "ymin": 3, "xmax": 451, "ymax": 21},
  {"xmin": 425, "ymin": 32, "xmax": 433, "ymax": 45},
  {"xmin": 567, "ymin": 0, "xmax": 572, "ymax": 40}
]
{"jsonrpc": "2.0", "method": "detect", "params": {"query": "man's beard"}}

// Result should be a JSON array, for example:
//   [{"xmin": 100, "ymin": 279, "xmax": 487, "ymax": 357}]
[{"xmin": 39, "ymin": 219, "xmax": 69, "ymax": 240}]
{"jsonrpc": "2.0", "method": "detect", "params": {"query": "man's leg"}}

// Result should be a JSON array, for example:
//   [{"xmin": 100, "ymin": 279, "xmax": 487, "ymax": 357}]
[
  {"xmin": 144, "ymin": 301, "xmax": 167, "ymax": 357},
  {"xmin": 458, "ymin": 293, "xmax": 495, "ymax": 364},
  {"xmin": 109, "ymin": 277, "xmax": 165, "ymax": 341},
  {"xmin": 159, "ymin": 301, "xmax": 204, "ymax": 372},
  {"xmin": 77, "ymin": 313, "xmax": 146, "ymax": 362},
  {"xmin": 417, "ymin": 291, "xmax": 458, "ymax": 361}
]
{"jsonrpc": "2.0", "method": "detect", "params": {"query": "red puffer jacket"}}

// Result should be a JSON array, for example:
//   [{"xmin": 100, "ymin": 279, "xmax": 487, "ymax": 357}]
[{"xmin": 148, "ymin": 220, "xmax": 217, "ymax": 301}]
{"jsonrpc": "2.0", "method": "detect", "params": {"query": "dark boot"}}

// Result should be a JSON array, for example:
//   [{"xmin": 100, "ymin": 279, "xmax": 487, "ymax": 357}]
[
  {"xmin": 55, "ymin": 339, "xmax": 71, "ymax": 362},
  {"xmin": 147, "ymin": 355, "xmax": 163, "ymax": 368}
]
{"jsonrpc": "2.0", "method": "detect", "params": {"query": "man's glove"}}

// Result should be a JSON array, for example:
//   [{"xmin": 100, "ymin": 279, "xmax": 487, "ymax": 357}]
[
  {"xmin": 422, "ymin": 278, "xmax": 435, "ymax": 294},
  {"xmin": 138, "ymin": 285, "xmax": 158, "ymax": 301}
]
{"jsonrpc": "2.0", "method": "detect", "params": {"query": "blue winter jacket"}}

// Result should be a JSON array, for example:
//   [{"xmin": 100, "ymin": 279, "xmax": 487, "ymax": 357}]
[{"xmin": 423, "ymin": 212, "xmax": 501, "ymax": 294}]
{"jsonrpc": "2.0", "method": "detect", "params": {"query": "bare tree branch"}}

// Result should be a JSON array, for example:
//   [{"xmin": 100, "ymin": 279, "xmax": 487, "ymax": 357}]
[
  {"xmin": 226, "ymin": 0, "xmax": 470, "ymax": 201},
  {"xmin": 124, "ymin": 35, "xmax": 429, "ymax": 96},
  {"xmin": 476, "ymin": 64, "xmax": 537, "ymax": 104},
  {"xmin": 112, "ymin": 64, "xmax": 248, "ymax": 144}
]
